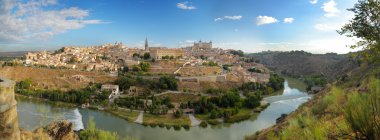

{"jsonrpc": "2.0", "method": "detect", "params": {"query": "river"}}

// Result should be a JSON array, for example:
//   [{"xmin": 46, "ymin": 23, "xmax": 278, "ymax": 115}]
[{"xmin": 16, "ymin": 77, "xmax": 310, "ymax": 140}]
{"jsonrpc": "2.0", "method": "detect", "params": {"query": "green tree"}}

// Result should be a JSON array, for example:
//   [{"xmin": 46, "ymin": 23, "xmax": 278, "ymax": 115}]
[
  {"xmin": 143, "ymin": 52, "xmax": 151, "ymax": 60},
  {"xmin": 338, "ymin": 0, "xmax": 380, "ymax": 62},
  {"xmin": 139, "ymin": 62, "xmax": 151, "ymax": 72}
]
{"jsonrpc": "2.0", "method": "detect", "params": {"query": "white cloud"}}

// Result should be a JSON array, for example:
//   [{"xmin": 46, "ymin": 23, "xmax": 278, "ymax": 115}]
[
  {"xmin": 322, "ymin": 0, "xmax": 340, "ymax": 17},
  {"xmin": 214, "ymin": 17, "xmax": 223, "ymax": 22},
  {"xmin": 0, "ymin": 0, "xmax": 104, "ymax": 42},
  {"xmin": 314, "ymin": 23, "xmax": 341, "ymax": 31},
  {"xmin": 256, "ymin": 16, "xmax": 278, "ymax": 26},
  {"xmin": 177, "ymin": 1, "xmax": 196, "ymax": 10},
  {"xmin": 214, "ymin": 15, "xmax": 242, "ymax": 22},
  {"xmin": 310, "ymin": 0, "xmax": 318, "ymax": 4},
  {"xmin": 283, "ymin": 18, "xmax": 294, "ymax": 23}
]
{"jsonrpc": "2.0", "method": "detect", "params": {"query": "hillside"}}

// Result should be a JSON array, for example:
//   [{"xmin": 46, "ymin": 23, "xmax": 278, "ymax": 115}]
[
  {"xmin": 246, "ymin": 63, "xmax": 380, "ymax": 140},
  {"xmin": 0, "ymin": 66, "xmax": 115, "ymax": 90},
  {"xmin": 247, "ymin": 51, "xmax": 359, "ymax": 82}
]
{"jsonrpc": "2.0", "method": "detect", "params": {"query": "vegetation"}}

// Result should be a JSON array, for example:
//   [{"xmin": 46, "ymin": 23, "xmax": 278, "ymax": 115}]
[
  {"xmin": 115, "ymin": 74, "xmax": 178, "ymax": 92},
  {"xmin": 202, "ymin": 61, "xmax": 218, "ymax": 67},
  {"xmin": 338, "ymin": 0, "xmax": 380, "ymax": 63},
  {"xmin": 16, "ymin": 80, "xmax": 109, "ymax": 105},
  {"xmin": 132, "ymin": 61, "xmax": 151, "ymax": 72},
  {"xmin": 303, "ymin": 75, "xmax": 327, "ymax": 90},
  {"xmin": 79, "ymin": 117, "xmax": 135, "ymax": 140},
  {"xmin": 230, "ymin": 50, "xmax": 244, "ymax": 57}
]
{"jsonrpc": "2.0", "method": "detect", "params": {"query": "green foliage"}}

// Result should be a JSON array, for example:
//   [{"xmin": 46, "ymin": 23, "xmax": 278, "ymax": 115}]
[
  {"xmin": 139, "ymin": 62, "xmax": 151, "ymax": 72},
  {"xmin": 244, "ymin": 95, "xmax": 261, "ymax": 109},
  {"xmin": 344, "ymin": 78, "xmax": 380, "ymax": 139},
  {"xmin": 158, "ymin": 75, "xmax": 178, "ymax": 90},
  {"xmin": 229, "ymin": 50, "xmax": 244, "ymax": 57},
  {"xmin": 338, "ymin": 0, "xmax": 380, "ymax": 62},
  {"xmin": 247, "ymin": 67, "xmax": 262, "ymax": 73},
  {"xmin": 268, "ymin": 74, "xmax": 285, "ymax": 91},
  {"xmin": 16, "ymin": 82, "xmax": 108, "ymax": 104},
  {"xmin": 202, "ymin": 61, "xmax": 218, "ymax": 67},
  {"xmin": 79, "ymin": 117, "xmax": 120, "ymax": 140},
  {"xmin": 143, "ymin": 52, "xmax": 151, "ymax": 60},
  {"xmin": 304, "ymin": 75, "xmax": 327, "ymax": 90},
  {"xmin": 199, "ymin": 121, "xmax": 208, "ymax": 128},
  {"xmin": 16, "ymin": 79, "xmax": 32, "ymax": 89},
  {"xmin": 173, "ymin": 109, "xmax": 183, "ymax": 118},
  {"xmin": 115, "ymin": 75, "xmax": 178, "ymax": 92}
]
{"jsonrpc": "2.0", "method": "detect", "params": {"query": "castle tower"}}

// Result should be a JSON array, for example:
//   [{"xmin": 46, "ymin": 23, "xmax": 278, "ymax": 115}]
[
  {"xmin": 0, "ymin": 78, "xmax": 20, "ymax": 140},
  {"xmin": 145, "ymin": 37, "xmax": 149, "ymax": 51}
]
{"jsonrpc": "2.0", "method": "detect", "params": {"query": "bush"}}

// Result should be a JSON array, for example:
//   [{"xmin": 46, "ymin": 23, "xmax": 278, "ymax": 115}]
[
  {"xmin": 344, "ymin": 78, "xmax": 380, "ymax": 139},
  {"xmin": 79, "ymin": 117, "xmax": 120, "ymax": 140},
  {"xmin": 200, "ymin": 121, "xmax": 208, "ymax": 128},
  {"xmin": 173, "ymin": 125, "xmax": 181, "ymax": 131}
]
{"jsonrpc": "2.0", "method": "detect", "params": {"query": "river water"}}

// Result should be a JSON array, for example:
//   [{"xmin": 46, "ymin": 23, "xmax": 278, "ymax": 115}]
[{"xmin": 16, "ymin": 77, "xmax": 310, "ymax": 140}]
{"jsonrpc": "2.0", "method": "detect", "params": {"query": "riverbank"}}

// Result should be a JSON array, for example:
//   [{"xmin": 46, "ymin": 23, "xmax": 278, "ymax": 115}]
[{"xmin": 17, "ymin": 78, "xmax": 310, "ymax": 140}]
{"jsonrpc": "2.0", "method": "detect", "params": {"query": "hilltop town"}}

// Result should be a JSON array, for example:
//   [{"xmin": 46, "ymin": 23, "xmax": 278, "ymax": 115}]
[
  {"xmin": 23, "ymin": 39, "xmax": 270, "ymax": 84},
  {"xmin": 0, "ymin": 39, "xmax": 280, "ymax": 132}
]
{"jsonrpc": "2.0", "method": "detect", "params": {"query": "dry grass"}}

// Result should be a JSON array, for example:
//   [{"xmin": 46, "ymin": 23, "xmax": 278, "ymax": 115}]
[{"xmin": 0, "ymin": 66, "xmax": 115, "ymax": 90}]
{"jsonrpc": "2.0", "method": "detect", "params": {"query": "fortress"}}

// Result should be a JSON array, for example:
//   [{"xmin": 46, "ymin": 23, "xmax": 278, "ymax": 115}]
[{"xmin": 0, "ymin": 78, "xmax": 20, "ymax": 140}]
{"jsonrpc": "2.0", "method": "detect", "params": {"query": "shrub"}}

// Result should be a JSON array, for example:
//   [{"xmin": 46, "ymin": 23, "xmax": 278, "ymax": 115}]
[{"xmin": 200, "ymin": 121, "xmax": 208, "ymax": 128}]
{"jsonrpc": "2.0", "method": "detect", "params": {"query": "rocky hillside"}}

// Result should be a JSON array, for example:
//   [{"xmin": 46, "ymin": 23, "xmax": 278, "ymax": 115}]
[
  {"xmin": 20, "ymin": 121, "xmax": 78, "ymax": 140},
  {"xmin": 247, "ymin": 51, "xmax": 359, "ymax": 82},
  {"xmin": 246, "ymin": 63, "xmax": 380, "ymax": 140}
]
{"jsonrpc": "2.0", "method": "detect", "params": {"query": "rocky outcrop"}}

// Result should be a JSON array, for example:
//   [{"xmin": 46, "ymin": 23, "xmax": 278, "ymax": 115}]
[
  {"xmin": 0, "ymin": 78, "xmax": 20, "ymax": 140},
  {"xmin": 0, "ymin": 78, "xmax": 78, "ymax": 140}
]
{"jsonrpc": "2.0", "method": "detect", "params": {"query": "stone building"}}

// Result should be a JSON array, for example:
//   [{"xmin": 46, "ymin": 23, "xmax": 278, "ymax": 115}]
[
  {"xmin": 149, "ymin": 47, "xmax": 184, "ymax": 60},
  {"xmin": 0, "ymin": 78, "xmax": 20, "ymax": 140},
  {"xmin": 192, "ymin": 40, "xmax": 212, "ymax": 50}
]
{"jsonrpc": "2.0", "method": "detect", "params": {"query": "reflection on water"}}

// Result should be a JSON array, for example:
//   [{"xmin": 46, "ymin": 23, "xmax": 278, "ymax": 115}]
[{"xmin": 17, "ymin": 77, "xmax": 310, "ymax": 140}]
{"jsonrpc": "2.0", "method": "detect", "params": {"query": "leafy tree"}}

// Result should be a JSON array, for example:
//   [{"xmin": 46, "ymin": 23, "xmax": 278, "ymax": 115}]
[
  {"xmin": 139, "ymin": 62, "xmax": 151, "ymax": 72},
  {"xmin": 132, "ymin": 65, "xmax": 142, "ymax": 72},
  {"xmin": 338, "ymin": 0, "xmax": 380, "ymax": 62},
  {"xmin": 143, "ymin": 52, "xmax": 151, "ymax": 60},
  {"xmin": 230, "ymin": 50, "xmax": 244, "ymax": 57},
  {"xmin": 244, "ymin": 95, "xmax": 260, "ymax": 109},
  {"xmin": 132, "ymin": 53, "xmax": 140, "ymax": 58}
]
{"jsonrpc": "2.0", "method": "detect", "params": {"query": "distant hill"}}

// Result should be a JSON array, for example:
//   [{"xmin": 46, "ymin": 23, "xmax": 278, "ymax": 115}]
[
  {"xmin": 0, "ymin": 51, "xmax": 30, "ymax": 57},
  {"xmin": 247, "ymin": 51, "xmax": 359, "ymax": 82}
]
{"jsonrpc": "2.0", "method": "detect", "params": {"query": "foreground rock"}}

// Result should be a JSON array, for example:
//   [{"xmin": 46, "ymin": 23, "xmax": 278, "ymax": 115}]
[{"xmin": 1, "ymin": 77, "xmax": 77, "ymax": 140}]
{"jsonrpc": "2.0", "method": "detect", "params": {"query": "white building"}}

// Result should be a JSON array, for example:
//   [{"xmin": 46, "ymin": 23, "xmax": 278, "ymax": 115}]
[{"xmin": 101, "ymin": 84, "xmax": 120, "ymax": 99}]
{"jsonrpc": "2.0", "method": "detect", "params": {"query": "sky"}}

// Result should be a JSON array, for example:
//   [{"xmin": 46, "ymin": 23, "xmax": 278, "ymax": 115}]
[{"xmin": 0, "ymin": 0, "xmax": 360, "ymax": 54}]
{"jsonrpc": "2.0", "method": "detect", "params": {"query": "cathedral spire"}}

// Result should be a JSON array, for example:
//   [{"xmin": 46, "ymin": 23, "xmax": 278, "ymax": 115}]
[{"xmin": 145, "ymin": 37, "xmax": 149, "ymax": 51}]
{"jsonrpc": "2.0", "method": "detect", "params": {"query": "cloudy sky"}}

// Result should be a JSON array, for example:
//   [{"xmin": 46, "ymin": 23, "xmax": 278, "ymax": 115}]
[{"xmin": 0, "ymin": 0, "xmax": 359, "ymax": 53}]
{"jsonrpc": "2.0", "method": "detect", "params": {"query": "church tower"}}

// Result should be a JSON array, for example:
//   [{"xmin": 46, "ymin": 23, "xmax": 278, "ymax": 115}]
[{"xmin": 145, "ymin": 37, "xmax": 149, "ymax": 51}]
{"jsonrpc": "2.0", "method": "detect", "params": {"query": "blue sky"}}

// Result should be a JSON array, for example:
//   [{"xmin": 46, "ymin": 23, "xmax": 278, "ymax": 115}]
[{"xmin": 0, "ymin": 0, "xmax": 359, "ymax": 53}]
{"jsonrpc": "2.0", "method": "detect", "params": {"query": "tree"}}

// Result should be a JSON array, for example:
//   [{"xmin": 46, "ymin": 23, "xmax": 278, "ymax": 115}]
[
  {"xmin": 230, "ymin": 50, "xmax": 244, "ymax": 57},
  {"xmin": 132, "ymin": 53, "xmax": 140, "ymax": 58},
  {"xmin": 338, "ymin": 0, "xmax": 380, "ymax": 62},
  {"xmin": 143, "ymin": 53, "xmax": 151, "ymax": 60},
  {"xmin": 122, "ymin": 65, "xmax": 129, "ymax": 73},
  {"xmin": 139, "ymin": 62, "xmax": 151, "ymax": 72}
]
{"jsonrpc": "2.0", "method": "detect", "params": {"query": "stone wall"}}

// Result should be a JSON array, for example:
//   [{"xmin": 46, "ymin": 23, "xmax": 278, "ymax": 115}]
[{"xmin": 0, "ymin": 78, "xmax": 20, "ymax": 140}]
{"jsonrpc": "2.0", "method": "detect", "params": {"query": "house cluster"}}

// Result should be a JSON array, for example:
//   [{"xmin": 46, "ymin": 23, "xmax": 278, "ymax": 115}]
[{"xmin": 23, "ymin": 38, "xmax": 269, "ymax": 84}]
